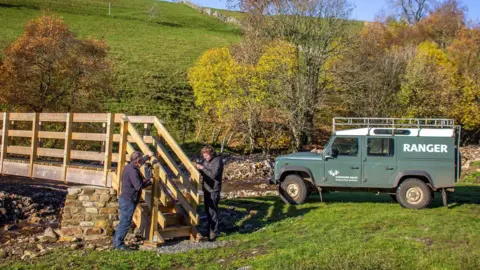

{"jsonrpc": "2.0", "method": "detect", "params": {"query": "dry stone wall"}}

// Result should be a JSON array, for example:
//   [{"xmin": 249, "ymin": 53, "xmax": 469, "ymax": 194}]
[{"xmin": 60, "ymin": 187, "xmax": 119, "ymax": 241}]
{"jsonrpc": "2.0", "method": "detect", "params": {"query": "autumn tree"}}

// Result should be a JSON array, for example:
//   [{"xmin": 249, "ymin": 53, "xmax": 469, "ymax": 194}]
[
  {"xmin": 447, "ymin": 28, "xmax": 480, "ymax": 135},
  {"xmin": 331, "ymin": 20, "xmax": 416, "ymax": 118},
  {"xmin": 398, "ymin": 41, "xmax": 457, "ymax": 117},
  {"xmin": 0, "ymin": 14, "xmax": 112, "ymax": 113},
  {"xmin": 189, "ymin": 40, "xmax": 301, "ymax": 152},
  {"xmin": 390, "ymin": 0, "xmax": 432, "ymax": 25},
  {"xmin": 237, "ymin": 0, "xmax": 355, "ymax": 147},
  {"xmin": 416, "ymin": 0, "xmax": 466, "ymax": 48}
]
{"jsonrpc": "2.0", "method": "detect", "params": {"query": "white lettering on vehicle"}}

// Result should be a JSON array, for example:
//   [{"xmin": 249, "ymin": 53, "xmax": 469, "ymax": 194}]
[{"xmin": 403, "ymin": 144, "xmax": 448, "ymax": 153}]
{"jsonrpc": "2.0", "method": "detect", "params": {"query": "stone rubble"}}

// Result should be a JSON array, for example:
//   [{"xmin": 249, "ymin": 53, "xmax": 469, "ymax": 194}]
[{"xmin": 461, "ymin": 145, "xmax": 480, "ymax": 170}]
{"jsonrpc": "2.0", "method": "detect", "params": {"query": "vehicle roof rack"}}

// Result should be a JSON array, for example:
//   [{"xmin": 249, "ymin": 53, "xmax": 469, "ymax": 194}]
[{"xmin": 332, "ymin": 117, "xmax": 455, "ymax": 133}]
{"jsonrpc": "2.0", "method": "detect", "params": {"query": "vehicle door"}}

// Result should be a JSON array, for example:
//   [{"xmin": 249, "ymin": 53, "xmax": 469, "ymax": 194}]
[
  {"xmin": 362, "ymin": 137, "xmax": 397, "ymax": 188},
  {"xmin": 324, "ymin": 136, "xmax": 362, "ymax": 187}
]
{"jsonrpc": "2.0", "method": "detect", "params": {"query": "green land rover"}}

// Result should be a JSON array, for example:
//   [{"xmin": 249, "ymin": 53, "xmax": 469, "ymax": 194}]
[{"xmin": 271, "ymin": 118, "xmax": 462, "ymax": 209}]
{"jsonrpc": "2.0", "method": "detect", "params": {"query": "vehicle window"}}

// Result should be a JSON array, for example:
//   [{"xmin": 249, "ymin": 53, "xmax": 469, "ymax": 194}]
[
  {"xmin": 367, "ymin": 138, "xmax": 394, "ymax": 157},
  {"xmin": 332, "ymin": 137, "xmax": 358, "ymax": 156},
  {"xmin": 373, "ymin": 129, "xmax": 411, "ymax": 135}
]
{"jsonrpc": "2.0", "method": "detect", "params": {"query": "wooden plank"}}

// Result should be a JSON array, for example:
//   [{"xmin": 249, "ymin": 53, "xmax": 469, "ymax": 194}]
[
  {"xmin": 8, "ymin": 130, "xmax": 32, "ymax": 138},
  {"xmin": 152, "ymin": 136, "xmax": 199, "ymax": 204},
  {"xmin": 153, "ymin": 117, "xmax": 200, "ymax": 182},
  {"xmin": 116, "ymin": 117, "xmax": 128, "ymax": 195},
  {"xmin": 63, "ymin": 113, "xmax": 73, "ymax": 182},
  {"xmin": 112, "ymin": 134, "xmax": 153, "ymax": 144},
  {"xmin": 9, "ymin": 113, "xmax": 35, "ymax": 121},
  {"xmin": 103, "ymin": 113, "xmax": 114, "ymax": 187},
  {"xmin": 72, "ymin": 133, "xmax": 106, "ymax": 141},
  {"xmin": 38, "ymin": 131, "xmax": 63, "ymax": 139},
  {"xmin": 72, "ymin": 113, "xmax": 108, "ymax": 123},
  {"xmin": 149, "ymin": 163, "xmax": 161, "ymax": 240},
  {"xmin": 133, "ymin": 204, "xmax": 152, "ymax": 240},
  {"xmin": 159, "ymin": 225, "xmax": 191, "ymax": 240},
  {"xmin": 7, "ymin": 147, "xmax": 104, "ymax": 161},
  {"xmin": 38, "ymin": 148, "xmax": 63, "ymax": 158},
  {"xmin": 163, "ymin": 173, "xmax": 199, "ymax": 226},
  {"xmin": 111, "ymin": 171, "xmax": 118, "ymax": 190},
  {"xmin": 71, "ymin": 150, "xmax": 104, "ymax": 161},
  {"xmin": 127, "ymin": 122, "xmax": 153, "ymax": 156},
  {"xmin": 6, "ymin": 145, "xmax": 30, "ymax": 155},
  {"xmin": 0, "ymin": 112, "xmax": 9, "ymax": 174},
  {"xmin": 37, "ymin": 132, "xmax": 107, "ymax": 141},
  {"xmin": 114, "ymin": 114, "xmax": 154, "ymax": 124},
  {"xmin": 29, "ymin": 113, "xmax": 39, "ymax": 178},
  {"xmin": 39, "ymin": 113, "xmax": 68, "ymax": 122}
]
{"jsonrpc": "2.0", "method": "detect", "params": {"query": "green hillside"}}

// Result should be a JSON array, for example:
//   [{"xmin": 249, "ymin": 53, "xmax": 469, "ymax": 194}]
[{"xmin": 0, "ymin": 0, "xmax": 241, "ymax": 116}]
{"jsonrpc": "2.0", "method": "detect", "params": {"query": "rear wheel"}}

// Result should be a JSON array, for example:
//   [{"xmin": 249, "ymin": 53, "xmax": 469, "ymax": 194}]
[
  {"xmin": 279, "ymin": 174, "xmax": 308, "ymax": 205},
  {"xmin": 396, "ymin": 178, "xmax": 432, "ymax": 209}
]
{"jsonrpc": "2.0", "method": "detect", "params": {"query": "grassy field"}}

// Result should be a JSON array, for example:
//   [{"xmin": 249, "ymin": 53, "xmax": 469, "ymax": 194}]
[
  {"xmin": 0, "ymin": 0, "xmax": 240, "ymax": 114},
  {"xmin": 2, "ymin": 182, "xmax": 480, "ymax": 270}
]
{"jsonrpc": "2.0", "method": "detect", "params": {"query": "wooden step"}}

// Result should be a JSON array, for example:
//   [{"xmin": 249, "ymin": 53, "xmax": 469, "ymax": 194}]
[
  {"xmin": 163, "ymin": 212, "xmax": 183, "ymax": 226},
  {"xmin": 159, "ymin": 225, "xmax": 191, "ymax": 240}
]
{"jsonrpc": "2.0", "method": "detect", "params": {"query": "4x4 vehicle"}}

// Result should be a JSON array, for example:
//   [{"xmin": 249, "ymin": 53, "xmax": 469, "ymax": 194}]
[{"xmin": 271, "ymin": 118, "xmax": 462, "ymax": 209}]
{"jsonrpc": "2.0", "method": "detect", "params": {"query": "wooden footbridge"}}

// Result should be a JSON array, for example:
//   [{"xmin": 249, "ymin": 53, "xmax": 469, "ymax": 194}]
[{"xmin": 0, "ymin": 112, "xmax": 201, "ymax": 245}]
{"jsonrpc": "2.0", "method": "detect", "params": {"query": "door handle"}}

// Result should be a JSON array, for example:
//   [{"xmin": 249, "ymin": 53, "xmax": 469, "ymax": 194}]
[
  {"xmin": 386, "ymin": 167, "xmax": 395, "ymax": 170},
  {"xmin": 351, "ymin": 166, "xmax": 359, "ymax": 169}
]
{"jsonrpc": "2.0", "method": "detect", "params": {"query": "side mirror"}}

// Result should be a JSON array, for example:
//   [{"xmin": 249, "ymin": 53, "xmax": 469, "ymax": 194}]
[
  {"xmin": 332, "ymin": 148, "xmax": 339, "ymax": 158},
  {"xmin": 324, "ymin": 149, "xmax": 334, "ymax": 160}
]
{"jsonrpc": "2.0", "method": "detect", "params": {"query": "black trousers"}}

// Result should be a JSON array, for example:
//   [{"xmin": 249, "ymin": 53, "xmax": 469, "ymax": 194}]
[{"xmin": 203, "ymin": 188, "xmax": 220, "ymax": 234}]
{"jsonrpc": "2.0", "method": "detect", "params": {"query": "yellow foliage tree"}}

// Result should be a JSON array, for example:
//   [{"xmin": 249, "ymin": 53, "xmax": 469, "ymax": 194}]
[
  {"xmin": 188, "ymin": 41, "xmax": 298, "ymax": 152},
  {"xmin": 399, "ymin": 41, "xmax": 457, "ymax": 117}
]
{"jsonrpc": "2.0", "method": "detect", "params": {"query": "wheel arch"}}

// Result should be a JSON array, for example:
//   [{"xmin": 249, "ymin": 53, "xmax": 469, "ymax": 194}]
[
  {"xmin": 278, "ymin": 166, "xmax": 315, "ymax": 185},
  {"xmin": 394, "ymin": 171, "xmax": 434, "ymax": 189}
]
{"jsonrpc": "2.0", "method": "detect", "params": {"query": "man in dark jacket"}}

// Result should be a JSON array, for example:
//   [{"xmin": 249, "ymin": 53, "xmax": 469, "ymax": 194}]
[
  {"xmin": 113, "ymin": 151, "xmax": 153, "ymax": 250},
  {"xmin": 196, "ymin": 146, "xmax": 224, "ymax": 241}
]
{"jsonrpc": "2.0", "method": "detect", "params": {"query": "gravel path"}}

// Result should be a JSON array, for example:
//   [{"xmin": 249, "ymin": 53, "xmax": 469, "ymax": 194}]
[{"xmin": 145, "ymin": 240, "xmax": 228, "ymax": 254}]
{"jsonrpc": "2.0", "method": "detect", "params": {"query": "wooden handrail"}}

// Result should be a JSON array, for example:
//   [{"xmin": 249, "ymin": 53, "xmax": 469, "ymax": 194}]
[
  {"xmin": 152, "ymin": 136, "xmax": 200, "ymax": 204},
  {"xmin": 153, "ymin": 117, "xmax": 200, "ymax": 184},
  {"xmin": 127, "ymin": 120, "xmax": 199, "ymax": 226}
]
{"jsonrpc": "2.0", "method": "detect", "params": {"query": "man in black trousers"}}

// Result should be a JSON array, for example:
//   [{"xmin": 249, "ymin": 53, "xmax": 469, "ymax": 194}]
[{"xmin": 196, "ymin": 145, "xmax": 224, "ymax": 241}]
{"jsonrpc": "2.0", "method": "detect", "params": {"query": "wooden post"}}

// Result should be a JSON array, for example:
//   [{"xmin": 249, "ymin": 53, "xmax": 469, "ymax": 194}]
[
  {"xmin": 38, "ymin": 122, "xmax": 43, "ymax": 148},
  {"xmin": 62, "ymin": 113, "xmax": 73, "ymax": 183},
  {"xmin": 0, "ymin": 113, "xmax": 9, "ymax": 174},
  {"xmin": 116, "ymin": 117, "xmax": 129, "ymax": 195},
  {"xmin": 103, "ymin": 113, "xmax": 114, "ymax": 187},
  {"xmin": 149, "ymin": 163, "xmax": 160, "ymax": 242},
  {"xmin": 29, "ymin": 113, "xmax": 39, "ymax": 178},
  {"xmin": 144, "ymin": 123, "xmax": 151, "ymax": 137},
  {"xmin": 101, "ymin": 123, "xmax": 107, "ymax": 153}
]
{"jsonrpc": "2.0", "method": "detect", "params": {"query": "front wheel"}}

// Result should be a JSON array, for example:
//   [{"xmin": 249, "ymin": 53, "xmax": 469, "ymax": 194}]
[
  {"xmin": 279, "ymin": 174, "xmax": 308, "ymax": 205},
  {"xmin": 396, "ymin": 178, "xmax": 432, "ymax": 209}
]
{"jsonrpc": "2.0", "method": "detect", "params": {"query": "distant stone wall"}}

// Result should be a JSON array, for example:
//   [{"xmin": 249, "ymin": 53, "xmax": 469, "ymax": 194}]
[
  {"xmin": 60, "ymin": 187, "xmax": 119, "ymax": 241},
  {"xmin": 180, "ymin": 0, "xmax": 242, "ymax": 26}
]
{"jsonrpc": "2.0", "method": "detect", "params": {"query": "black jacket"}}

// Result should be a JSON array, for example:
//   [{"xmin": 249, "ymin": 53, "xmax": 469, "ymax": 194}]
[
  {"xmin": 200, "ymin": 155, "xmax": 224, "ymax": 193},
  {"xmin": 120, "ymin": 162, "xmax": 151, "ymax": 203}
]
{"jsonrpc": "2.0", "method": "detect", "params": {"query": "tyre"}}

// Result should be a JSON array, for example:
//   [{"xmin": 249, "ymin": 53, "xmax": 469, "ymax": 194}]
[
  {"xmin": 279, "ymin": 174, "xmax": 308, "ymax": 205},
  {"xmin": 395, "ymin": 178, "xmax": 432, "ymax": 209}
]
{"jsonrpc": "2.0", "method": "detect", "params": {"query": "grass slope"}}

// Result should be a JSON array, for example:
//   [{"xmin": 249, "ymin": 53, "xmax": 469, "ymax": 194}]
[
  {"xmin": 2, "ymin": 183, "xmax": 480, "ymax": 269},
  {"xmin": 0, "ymin": 0, "xmax": 240, "ymax": 113}
]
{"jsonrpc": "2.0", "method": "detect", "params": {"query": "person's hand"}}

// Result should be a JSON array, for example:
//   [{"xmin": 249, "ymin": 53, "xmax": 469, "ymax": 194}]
[
  {"xmin": 147, "ymin": 152, "xmax": 154, "ymax": 158},
  {"xmin": 196, "ymin": 164, "xmax": 204, "ymax": 170}
]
